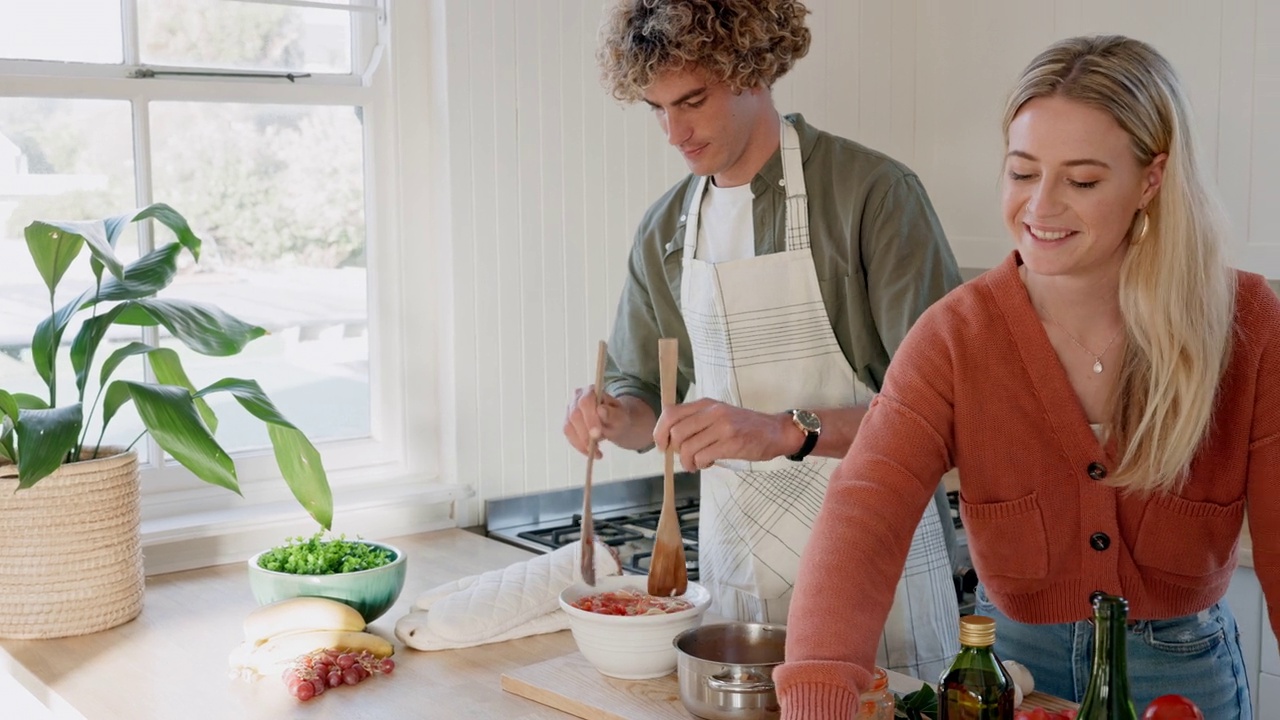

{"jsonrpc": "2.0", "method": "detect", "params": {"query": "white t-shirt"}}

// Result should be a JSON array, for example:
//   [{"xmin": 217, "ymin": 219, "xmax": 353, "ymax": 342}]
[{"xmin": 695, "ymin": 179, "xmax": 755, "ymax": 263}]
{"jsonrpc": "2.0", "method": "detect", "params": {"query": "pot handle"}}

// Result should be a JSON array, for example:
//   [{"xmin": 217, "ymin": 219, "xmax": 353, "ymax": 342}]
[{"xmin": 705, "ymin": 672, "xmax": 775, "ymax": 694}]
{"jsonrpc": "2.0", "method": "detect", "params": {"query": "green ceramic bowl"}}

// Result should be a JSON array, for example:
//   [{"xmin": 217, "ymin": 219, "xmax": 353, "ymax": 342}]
[{"xmin": 246, "ymin": 540, "xmax": 407, "ymax": 623}]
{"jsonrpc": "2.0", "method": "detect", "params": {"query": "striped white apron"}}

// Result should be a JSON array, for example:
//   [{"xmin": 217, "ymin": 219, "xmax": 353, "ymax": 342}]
[{"xmin": 680, "ymin": 116, "xmax": 959, "ymax": 679}]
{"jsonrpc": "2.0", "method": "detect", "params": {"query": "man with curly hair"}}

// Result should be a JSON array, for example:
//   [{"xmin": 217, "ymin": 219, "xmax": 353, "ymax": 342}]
[{"xmin": 563, "ymin": 0, "xmax": 962, "ymax": 679}]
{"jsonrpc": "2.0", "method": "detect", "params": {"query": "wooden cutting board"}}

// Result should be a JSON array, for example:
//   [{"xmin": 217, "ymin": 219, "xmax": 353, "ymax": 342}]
[
  {"xmin": 501, "ymin": 651, "xmax": 1078, "ymax": 719},
  {"xmin": 502, "ymin": 652, "xmax": 689, "ymax": 720}
]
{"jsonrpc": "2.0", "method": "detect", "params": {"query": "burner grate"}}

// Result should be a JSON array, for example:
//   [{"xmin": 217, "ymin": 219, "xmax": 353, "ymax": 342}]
[
  {"xmin": 627, "ymin": 547, "xmax": 700, "ymax": 581},
  {"xmin": 516, "ymin": 519, "xmax": 644, "ymax": 548},
  {"xmin": 504, "ymin": 497, "xmax": 702, "ymax": 583}
]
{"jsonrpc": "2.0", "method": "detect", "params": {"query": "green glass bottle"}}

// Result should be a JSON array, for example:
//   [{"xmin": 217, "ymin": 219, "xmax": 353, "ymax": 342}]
[
  {"xmin": 1076, "ymin": 593, "xmax": 1138, "ymax": 719},
  {"xmin": 938, "ymin": 615, "xmax": 1014, "ymax": 719}
]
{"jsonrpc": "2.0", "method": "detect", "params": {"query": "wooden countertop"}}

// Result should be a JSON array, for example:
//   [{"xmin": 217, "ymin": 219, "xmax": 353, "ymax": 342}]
[
  {"xmin": 1, "ymin": 529, "xmax": 583, "ymax": 720},
  {"xmin": 0, "ymin": 527, "xmax": 1102, "ymax": 718}
]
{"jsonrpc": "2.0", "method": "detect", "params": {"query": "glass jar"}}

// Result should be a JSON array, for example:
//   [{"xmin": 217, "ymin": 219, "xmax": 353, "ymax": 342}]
[{"xmin": 854, "ymin": 666, "xmax": 895, "ymax": 720}]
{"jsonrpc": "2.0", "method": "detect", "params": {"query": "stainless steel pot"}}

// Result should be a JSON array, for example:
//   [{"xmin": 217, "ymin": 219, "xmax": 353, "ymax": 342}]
[{"xmin": 673, "ymin": 622, "xmax": 786, "ymax": 720}]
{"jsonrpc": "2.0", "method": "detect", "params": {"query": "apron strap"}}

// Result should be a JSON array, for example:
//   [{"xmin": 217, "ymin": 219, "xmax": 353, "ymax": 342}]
[
  {"xmin": 681, "ymin": 115, "xmax": 811, "ymax": 260},
  {"xmin": 779, "ymin": 117, "xmax": 810, "ymax": 252},
  {"xmin": 681, "ymin": 175, "xmax": 710, "ymax": 260}
]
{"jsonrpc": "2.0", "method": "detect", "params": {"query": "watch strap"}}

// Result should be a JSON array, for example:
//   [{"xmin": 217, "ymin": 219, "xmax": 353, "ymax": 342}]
[{"xmin": 786, "ymin": 410, "xmax": 820, "ymax": 461}]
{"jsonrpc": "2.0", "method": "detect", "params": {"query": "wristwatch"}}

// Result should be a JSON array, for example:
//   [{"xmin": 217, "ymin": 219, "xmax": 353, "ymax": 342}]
[{"xmin": 786, "ymin": 409, "xmax": 821, "ymax": 461}]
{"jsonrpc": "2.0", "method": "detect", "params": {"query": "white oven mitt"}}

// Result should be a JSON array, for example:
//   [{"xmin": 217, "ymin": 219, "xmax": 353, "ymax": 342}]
[{"xmin": 394, "ymin": 539, "xmax": 620, "ymax": 651}]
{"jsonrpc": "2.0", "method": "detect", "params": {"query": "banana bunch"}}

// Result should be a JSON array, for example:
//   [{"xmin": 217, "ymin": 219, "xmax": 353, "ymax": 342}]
[{"xmin": 229, "ymin": 597, "xmax": 394, "ymax": 680}]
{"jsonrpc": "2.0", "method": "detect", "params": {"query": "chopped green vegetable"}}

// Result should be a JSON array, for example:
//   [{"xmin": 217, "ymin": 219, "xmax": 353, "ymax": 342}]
[
  {"xmin": 257, "ymin": 532, "xmax": 393, "ymax": 575},
  {"xmin": 895, "ymin": 682, "xmax": 938, "ymax": 719}
]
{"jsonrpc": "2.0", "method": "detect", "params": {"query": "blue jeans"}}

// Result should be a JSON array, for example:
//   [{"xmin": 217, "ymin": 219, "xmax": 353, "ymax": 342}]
[{"xmin": 974, "ymin": 584, "xmax": 1251, "ymax": 719}]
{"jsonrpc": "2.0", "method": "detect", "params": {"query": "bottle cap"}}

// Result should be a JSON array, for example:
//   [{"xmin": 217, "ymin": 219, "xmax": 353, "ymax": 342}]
[{"xmin": 958, "ymin": 615, "xmax": 997, "ymax": 647}]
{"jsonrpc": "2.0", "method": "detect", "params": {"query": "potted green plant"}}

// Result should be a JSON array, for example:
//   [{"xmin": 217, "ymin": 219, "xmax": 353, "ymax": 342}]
[{"xmin": 0, "ymin": 203, "xmax": 333, "ymax": 639}]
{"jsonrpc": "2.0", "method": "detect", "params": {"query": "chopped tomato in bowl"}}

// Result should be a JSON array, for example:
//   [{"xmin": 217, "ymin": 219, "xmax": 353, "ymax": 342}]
[
  {"xmin": 559, "ymin": 575, "xmax": 711, "ymax": 679},
  {"xmin": 570, "ymin": 588, "xmax": 694, "ymax": 616}
]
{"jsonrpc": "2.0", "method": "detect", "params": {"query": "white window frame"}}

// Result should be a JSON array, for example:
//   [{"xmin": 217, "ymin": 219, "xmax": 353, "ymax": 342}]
[{"xmin": 0, "ymin": 0, "xmax": 459, "ymax": 571}]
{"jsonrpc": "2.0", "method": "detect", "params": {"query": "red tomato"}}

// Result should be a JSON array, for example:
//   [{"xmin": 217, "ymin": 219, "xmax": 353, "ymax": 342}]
[{"xmin": 1141, "ymin": 694, "xmax": 1205, "ymax": 720}]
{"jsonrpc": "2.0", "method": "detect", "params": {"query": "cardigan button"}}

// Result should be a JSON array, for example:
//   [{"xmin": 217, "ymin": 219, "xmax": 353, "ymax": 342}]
[
  {"xmin": 1089, "ymin": 532, "xmax": 1111, "ymax": 551},
  {"xmin": 1087, "ymin": 462, "xmax": 1107, "ymax": 481}
]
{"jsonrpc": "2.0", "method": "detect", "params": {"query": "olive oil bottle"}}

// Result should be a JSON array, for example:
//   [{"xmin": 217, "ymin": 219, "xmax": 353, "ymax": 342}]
[
  {"xmin": 938, "ymin": 615, "xmax": 1014, "ymax": 719},
  {"xmin": 1076, "ymin": 593, "xmax": 1138, "ymax": 719}
]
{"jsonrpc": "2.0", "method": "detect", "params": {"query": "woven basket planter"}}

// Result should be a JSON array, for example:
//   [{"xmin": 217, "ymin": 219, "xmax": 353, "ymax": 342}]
[{"xmin": 0, "ymin": 448, "xmax": 144, "ymax": 639}]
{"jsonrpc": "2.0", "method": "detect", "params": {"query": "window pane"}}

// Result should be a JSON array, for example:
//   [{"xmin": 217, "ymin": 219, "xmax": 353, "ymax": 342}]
[
  {"xmin": 139, "ymin": 0, "xmax": 352, "ymax": 74},
  {"xmin": 0, "ymin": 98, "xmax": 148, "ymax": 460},
  {"xmin": 0, "ymin": 1, "xmax": 123, "ymax": 64},
  {"xmin": 150, "ymin": 101, "xmax": 369, "ymax": 453}
]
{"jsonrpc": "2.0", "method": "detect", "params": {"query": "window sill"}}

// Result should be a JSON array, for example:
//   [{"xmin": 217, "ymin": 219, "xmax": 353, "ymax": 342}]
[{"xmin": 141, "ymin": 479, "xmax": 471, "ymax": 575}]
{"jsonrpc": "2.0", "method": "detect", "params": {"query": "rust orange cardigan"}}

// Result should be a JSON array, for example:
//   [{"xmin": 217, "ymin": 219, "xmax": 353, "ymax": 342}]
[{"xmin": 775, "ymin": 253, "xmax": 1280, "ymax": 718}]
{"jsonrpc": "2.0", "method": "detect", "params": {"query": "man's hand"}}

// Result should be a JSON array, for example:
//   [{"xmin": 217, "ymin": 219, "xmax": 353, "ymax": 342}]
[
  {"xmin": 563, "ymin": 386, "xmax": 658, "ymax": 457},
  {"xmin": 652, "ymin": 399, "xmax": 802, "ymax": 472}
]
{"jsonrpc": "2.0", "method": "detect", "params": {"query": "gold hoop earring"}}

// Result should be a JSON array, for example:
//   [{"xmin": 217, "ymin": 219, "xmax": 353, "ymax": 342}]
[{"xmin": 1132, "ymin": 210, "xmax": 1150, "ymax": 245}]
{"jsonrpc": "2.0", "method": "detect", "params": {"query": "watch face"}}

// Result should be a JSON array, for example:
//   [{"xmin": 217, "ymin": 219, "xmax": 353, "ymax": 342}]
[{"xmin": 793, "ymin": 409, "xmax": 820, "ymax": 433}]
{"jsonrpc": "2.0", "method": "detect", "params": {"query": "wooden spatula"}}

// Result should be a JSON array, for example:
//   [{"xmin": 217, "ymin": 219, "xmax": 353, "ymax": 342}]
[
  {"xmin": 580, "ymin": 340, "xmax": 608, "ymax": 586},
  {"xmin": 648, "ymin": 337, "xmax": 688, "ymax": 598}
]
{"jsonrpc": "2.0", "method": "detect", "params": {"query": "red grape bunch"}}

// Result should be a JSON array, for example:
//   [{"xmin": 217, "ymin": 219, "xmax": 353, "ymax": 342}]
[{"xmin": 281, "ymin": 647, "xmax": 396, "ymax": 701}]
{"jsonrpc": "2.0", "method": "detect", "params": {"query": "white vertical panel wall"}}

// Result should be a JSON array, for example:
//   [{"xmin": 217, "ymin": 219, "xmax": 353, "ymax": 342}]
[{"xmin": 428, "ymin": 0, "xmax": 1279, "ymax": 520}]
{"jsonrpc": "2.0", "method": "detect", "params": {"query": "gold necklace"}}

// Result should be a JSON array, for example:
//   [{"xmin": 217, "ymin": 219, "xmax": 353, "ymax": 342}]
[{"xmin": 1044, "ymin": 313, "xmax": 1122, "ymax": 374}]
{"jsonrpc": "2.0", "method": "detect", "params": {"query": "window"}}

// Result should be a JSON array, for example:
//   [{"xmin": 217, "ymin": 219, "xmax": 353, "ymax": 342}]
[{"xmin": 0, "ymin": 0, "xmax": 418, "ymax": 524}]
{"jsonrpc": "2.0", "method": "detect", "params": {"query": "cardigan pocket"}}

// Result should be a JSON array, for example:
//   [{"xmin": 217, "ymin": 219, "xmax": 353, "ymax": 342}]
[
  {"xmin": 1132, "ymin": 494, "xmax": 1244, "ymax": 577},
  {"xmin": 959, "ymin": 491, "xmax": 1049, "ymax": 580}
]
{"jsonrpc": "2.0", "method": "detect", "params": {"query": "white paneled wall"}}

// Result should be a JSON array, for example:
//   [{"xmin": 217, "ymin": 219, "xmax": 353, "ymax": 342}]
[{"xmin": 426, "ymin": 0, "xmax": 1280, "ymax": 520}]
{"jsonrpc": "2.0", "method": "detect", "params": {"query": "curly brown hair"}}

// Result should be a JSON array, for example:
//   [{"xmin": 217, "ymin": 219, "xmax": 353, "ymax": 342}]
[{"xmin": 597, "ymin": 0, "xmax": 812, "ymax": 102}]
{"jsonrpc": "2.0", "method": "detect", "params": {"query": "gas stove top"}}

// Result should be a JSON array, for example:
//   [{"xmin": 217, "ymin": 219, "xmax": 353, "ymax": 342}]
[{"xmin": 483, "ymin": 473, "xmax": 702, "ymax": 581}]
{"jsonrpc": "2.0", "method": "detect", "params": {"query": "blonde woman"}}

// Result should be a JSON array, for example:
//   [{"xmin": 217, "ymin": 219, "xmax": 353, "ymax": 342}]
[
  {"xmin": 777, "ymin": 35, "xmax": 1275, "ymax": 719},
  {"xmin": 562, "ymin": 0, "xmax": 963, "ymax": 680}
]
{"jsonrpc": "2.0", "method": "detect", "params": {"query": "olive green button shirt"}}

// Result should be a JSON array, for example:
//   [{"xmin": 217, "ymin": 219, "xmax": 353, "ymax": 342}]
[{"xmin": 605, "ymin": 113, "xmax": 962, "ymax": 414}]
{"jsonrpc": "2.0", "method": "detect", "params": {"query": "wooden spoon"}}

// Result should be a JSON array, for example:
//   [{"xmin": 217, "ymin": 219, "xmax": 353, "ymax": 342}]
[
  {"xmin": 648, "ymin": 337, "xmax": 688, "ymax": 598},
  {"xmin": 580, "ymin": 340, "xmax": 608, "ymax": 586}
]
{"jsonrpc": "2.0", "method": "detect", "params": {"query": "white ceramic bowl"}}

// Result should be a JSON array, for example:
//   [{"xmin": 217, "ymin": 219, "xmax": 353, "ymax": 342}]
[{"xmin": 559, "ymin": 575, "xmax": 711, "ymax": 680}]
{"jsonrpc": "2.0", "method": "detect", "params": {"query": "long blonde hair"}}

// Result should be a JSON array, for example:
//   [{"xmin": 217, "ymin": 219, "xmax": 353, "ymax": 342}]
[{"xmin": 1004, "ymin": 36, "xmax": 1236, "ymax": 494}]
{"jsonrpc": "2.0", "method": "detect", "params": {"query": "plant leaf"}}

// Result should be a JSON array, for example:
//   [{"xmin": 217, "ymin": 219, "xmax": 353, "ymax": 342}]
[
  {"xmin": 267, "ymin": 424, "xmax": 333, "ymax": 530},
  {"xmin": 14, "ymin": 404, "xmax": 84, "ymax": 489},
  {"xmin": 122, "ymin": 203, "xmax": 202, "ymax": 262},
  {"xmin": 23, "ymin": 221, "xmax": 87, "ymax": 298},
  {"xmin": 99, "ymin": 342, "xmax": 157, "ymax": 387},
  {"xmin": 101, "ymin": 381, "xmax": 134, "ymax": 433},
  {"xmin": 97, "ymin": 343, "xmax": 222, "ymax": 439},
  {"xmin": 897, "ymin": 683, "xmax": 938, "ymax": 719},
  {"xmin": 12, "ymin": 393, "xmax": 49, "ymax": 410},
  {"xmin": 30, "ymin": 289, "xmax": 91, "ymax": 396},
  {"xmin": 26, "ymin": 218, "xmax": 124, "ymax": 283},
  {"xmin": 0, "ymin": 391, "xmax": 18, "ymax": 424},
  {"xmin": 196, "ymin": 378, "xmax": 332, "ymax": 529},
  {"xmin": 95, "ymin": 243, "xmax": 184, "ymax": 302},
  {"xmin": 118, "ymin": 382, "xmax": 239, "ymax": 494},
  {"xmin": 148, "ymin": 348, "xmax": 217, "ymax": 434},
  {"xmin": 70, "ymin": 304, "xmax": 129, "ymax": 401},
  {"xmin": 97, "ymin": 345, "xmax": 218, "ymax": 435},
  {"xmin": 0, "ymin": 392, "xmax": 16, "ymax": 463},
  {"xmin": 114, "ymin": 299, "xmax": 266, "ymax": 356}
]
